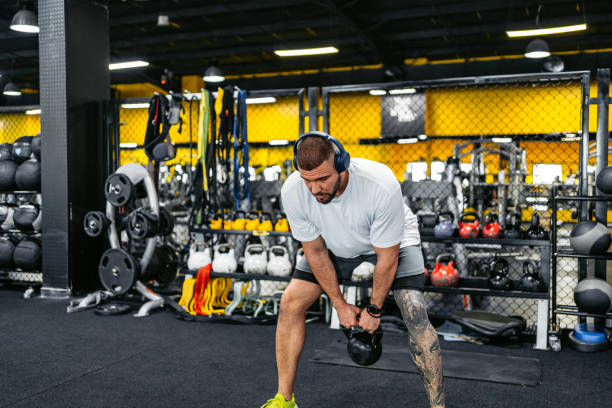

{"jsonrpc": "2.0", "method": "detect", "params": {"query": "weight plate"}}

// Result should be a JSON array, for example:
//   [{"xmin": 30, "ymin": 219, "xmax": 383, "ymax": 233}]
[
  {"xmin": 105, "ymin": 173, "xmax": 133, "ymax": 207},
  {"xmin": 94, "ymin": 303, "xmax": 131, "ymax": 316},
  {"xmin": 128, "ymin": 209, "xmax": 158, "ymax": 239},
  {"xmin": 98, "ymin": 248, "xmax": 139, "ymax": 295},
  {"xmin": 83, "ymin": 211, "xmax": 107, "ymax": 237},
  {"xmin": 155, "ymin": 245, "xmax": 179, "ymax": 285},
  {"xmin": 158, "ymin": 207, "xmax": 174, "ymax": 236}
]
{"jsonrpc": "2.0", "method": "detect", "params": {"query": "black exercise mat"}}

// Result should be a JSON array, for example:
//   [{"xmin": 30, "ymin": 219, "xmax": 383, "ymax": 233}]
[{"xmin": 310, "ymin": 340, "xmax": 541, "ymax": 386}]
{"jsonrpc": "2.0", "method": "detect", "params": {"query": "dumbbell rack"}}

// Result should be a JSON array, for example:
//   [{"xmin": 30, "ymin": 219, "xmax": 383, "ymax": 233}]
[
  {"xmin": 549, "ymin": 191, "xmax": 612, "ymax": 346},
  {"xmin": 0, "ymin": 190, "xmax": 42, "ymax": 296}
]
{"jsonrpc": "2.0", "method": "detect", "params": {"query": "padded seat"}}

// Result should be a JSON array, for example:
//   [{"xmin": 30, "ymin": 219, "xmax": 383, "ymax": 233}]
[{"xmin": 451, "ymin": 310, "xmax": 526, "ymax": 338}]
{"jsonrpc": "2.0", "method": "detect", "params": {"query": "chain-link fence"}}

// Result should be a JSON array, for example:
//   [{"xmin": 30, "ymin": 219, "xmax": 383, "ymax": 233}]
[{"xmin": 113, "ymin": 73, "xmax": 597, "ymax": 332}]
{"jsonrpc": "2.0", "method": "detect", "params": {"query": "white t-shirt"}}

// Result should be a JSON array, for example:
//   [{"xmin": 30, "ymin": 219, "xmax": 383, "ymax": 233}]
[{"xmin": 281, "ymin": 158, "xmax": 420, "ymax": 258}]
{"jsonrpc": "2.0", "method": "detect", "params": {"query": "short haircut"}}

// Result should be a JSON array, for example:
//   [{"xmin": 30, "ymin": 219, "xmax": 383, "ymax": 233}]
[{"xmin": 296, "ymin": 136, "xmax": 335, "ymax": 171}]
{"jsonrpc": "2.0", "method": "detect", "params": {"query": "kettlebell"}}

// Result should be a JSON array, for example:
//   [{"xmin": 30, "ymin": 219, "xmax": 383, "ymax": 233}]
[
  {"xmin": 258, "ymin": 212, "xmax": 274, "ymax": 232},
  {"xmin": 525, "ymin": 213, "xmax": 548, "ymax": 240},
  {"xmin": 295, "ymin": 247, "xmax": 304, "ymax": 266},
  {"xmin": 232, "ymin": 210, "xmax": 247, "ymax": 230},
  {"xmin": 418, "ymin": 213, "xmax": 437, "ymax": 236},
  {"xmin": 482, "ymin": 212, "xmax": 501, "ymax": 239},
  {"xmin": 245, "ymin": 211, "xmax": 260, "ymax": 231},
  {"xmin": 431, "ymin": 253, "xmax": 459, "ymax": 287},
  {"xmin": 434, "ymin": 212, "xmax": 455, "ymax": 238},
  {"xmin": 187, "ymin": 242, "xmax": 212, "ymax": 270},
  {"xmin": 488, "ymin": 258, "xmax": 511, "ymax": 290},
  {"xmin": 266, "ymin": 245, "xmax": 292, "ymax": 276},
  {"xmin": 243, "ymin": 243, "xmax": 268, "ymax": 274},
  {"xmin": 458, "ymin": 212, "xmax": 480, "ymax": 238},
  {"xmin": 343, "ymin": 326, "xmax": 383, "ymax": 366},
  {"xmin": 212, "ymin": 243, "xmax": 237, "ymax": 273},
  {"xmin": 504, "ymin": 212, "xmax": 521, "ymax": 239},
  {"xmin": 274, "ymin": 212, "xmax": 289, "ymax": 232},
  {"xmin": 519, "ymin": 260, "xmax": 543, "ymax": 292},
  {"xmin": 210, "ymin": 212, "xmax": 223, "ymax": 230},
  {"xmin": 223, "ymin": 211, "xmax": 234, "ymax": 230},
  {"xmin": 351, "ymin": 261, "xmax": 375, "ymax": 282}
]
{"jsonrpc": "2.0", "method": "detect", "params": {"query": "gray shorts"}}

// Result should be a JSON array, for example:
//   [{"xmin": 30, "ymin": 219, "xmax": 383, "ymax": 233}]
[{"xmin": 293, "ymin": 245, "xmax": 425, "ymax": 290}]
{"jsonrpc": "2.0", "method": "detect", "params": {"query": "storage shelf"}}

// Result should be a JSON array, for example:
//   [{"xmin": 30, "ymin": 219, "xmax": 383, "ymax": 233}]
[
  {"xmin": 190, "ymin": 227, "xmax": 292, "ymax": 237},
  {"xmin": 555, "ymin": 250, "xmax": 612, "ymax": 260},
  {"xmin": 554, "ymin": 307, "xmax": 612, "ymax": 319},
  {"xmin": 0, "ymin": 191, "xmax": 40, "ymax": 195},
  {"xmin": 421, "ymin": 235, "xmax": 549, "ymax": 247}
]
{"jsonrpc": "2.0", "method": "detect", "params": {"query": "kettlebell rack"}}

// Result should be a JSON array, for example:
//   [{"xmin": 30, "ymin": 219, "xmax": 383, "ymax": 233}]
[{"xmin": 550, "ymin": 192, "xmax": 612, "ymax": 335}]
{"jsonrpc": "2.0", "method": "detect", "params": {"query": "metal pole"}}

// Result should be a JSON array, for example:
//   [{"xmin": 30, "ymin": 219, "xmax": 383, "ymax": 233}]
[{"xmin": 595, "ymin": 69, "xmax": 609, "ymax": 282}]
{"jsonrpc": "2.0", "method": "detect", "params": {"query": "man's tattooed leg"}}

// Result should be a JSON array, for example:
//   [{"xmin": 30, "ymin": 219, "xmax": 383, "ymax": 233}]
[{"xmin": 394, "ymin": 289, "xmax": 445, "ymax": 408}]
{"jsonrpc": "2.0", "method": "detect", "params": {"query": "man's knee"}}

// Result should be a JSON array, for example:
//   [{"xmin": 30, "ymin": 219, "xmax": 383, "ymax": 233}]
[
  {"xmin": 279, "ymin": 281, "xmax": 320, "ymax": 316},
  {"xmin": 393, "ymin": 289, "xmax": 431, "ymax": 332}
]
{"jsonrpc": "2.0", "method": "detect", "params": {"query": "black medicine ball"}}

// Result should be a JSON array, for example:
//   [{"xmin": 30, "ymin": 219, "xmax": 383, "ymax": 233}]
[
  {"xmin": 0, "ymin": 160, "xmax": 18, "ymax": 191},
  {"xmin": 12, "ymin": 136, "xmax": 33, "ymax": 164},
  {"xmin": 0, "ymin": 235, "xmax": 18, "ymax": 267},
  {"xmin": 0, "ymin": 143, "xmax": 13, "ymax": 161},
  {"xmin": 31, "ymin": 134, "xmax": 41, "ymax": 160},
  {"xmin": 570, "ymin": 221, "xmax": 611, "ymax": 255},
  {"xmin": 15, "ymin": 159, "xmax": 41, "ymax": 191},
  {"xmin": 596, "ymin": 166, "xmax": 612, "ymax": 195},
  {"xmin": 13, "ymin": 238, "xmax": 42, "ymax": 271},
  {"xmin": 574, "ymin": 278, "xmax": 612, "ymax": 314},
  {"xmin": 13, "ymin": 204, "xmax": 41, "ymax": 231}
]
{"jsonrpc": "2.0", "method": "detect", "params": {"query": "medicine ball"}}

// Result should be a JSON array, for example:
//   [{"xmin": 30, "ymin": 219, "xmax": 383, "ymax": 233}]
[
  {"xmin": 0, "ymin": 235, "xmax": 18, "ymax": 267},
  {"xmin": 0, "ymin": 205, "xmax": 15, "ymax": 231},
  {"xmin": 31, "ymin": 134, "xmax": 41, "ymax": 160},
  {"xmin": 596, "ymin": 166, "xmax": 612, "ymax": 194},
  {"xmin": 0, "ymin": 160, "xmax": 18, "ymax": 191},
  {"xmin": 13, "ymin": 204, "xmax": 42, "ymax": 231},
  {"xmin": 12, "ymin": 136, "xmax": 33, "ymax": 164},
  {"xmin": 13, "ymin": 238, "xmax": 42, "ymax": 271},
  {"xmin": 574, "ymin": 278, "xmax": 612, "ymax": 314},
  {"xmin": 15, "ymin": 159, "xmax": 41, "ymax": 191},
  {"xmin": 0, "ymin": 143, "xmax": 12, "ymax": 161},
  {"xmin": 570, "ymin": 221, "xmax": 611, "ymax": 255}
]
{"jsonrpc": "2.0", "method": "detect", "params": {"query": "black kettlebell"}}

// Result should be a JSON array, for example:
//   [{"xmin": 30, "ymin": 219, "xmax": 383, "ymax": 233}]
[
  {"xmin": 343, "ymin": 326, "xmax": 383, "ymax": 366},
  {"xmin": 488, "ymin": 258, "xmax": 511, "ymax": 291},
  {"xmin": 525, "ymin": 213, "xmax": 548, "ymax": 240},
  {"xmin": 519, "ymin": 260, "xmax": 542, "ymax": 292},
  {"xmin": 418, "ymin": 214, "xmax": 437, "ymax": 236},
  {"xmin": 504, "ymin": 211, "xmax": 522, "ymax": 239}
]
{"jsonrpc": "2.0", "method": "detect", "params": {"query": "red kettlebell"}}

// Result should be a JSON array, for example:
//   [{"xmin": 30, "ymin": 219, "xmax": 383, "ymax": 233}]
[
  {"xmin": 482, "ymin": 212, "xmax": 501, "ymax": 238},
  {"xmin": 458, "ymin": 212, "xmax": 480, "ymax": 238},
  {"xmin": 431, "ymin": 254, "xmax": 459, "ymax": 287}
]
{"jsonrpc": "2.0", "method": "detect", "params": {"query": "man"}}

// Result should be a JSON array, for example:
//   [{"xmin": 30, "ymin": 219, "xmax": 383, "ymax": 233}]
[{"xmin": 260, "ymin": 132, "xmax": 445, "ymax": 408}]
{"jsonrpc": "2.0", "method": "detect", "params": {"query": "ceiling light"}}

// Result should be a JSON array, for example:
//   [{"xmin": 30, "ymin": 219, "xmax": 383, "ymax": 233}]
[
  {"xmin": 389, "ymin": 88, "xmax": 416, "ymax": 95},
  {"xmin": 397, "ymin": 138, "xmax": 418, "ymax": 144},
  {"xmin": 10, "ymin": 9, "xmax": 39, "ymax": 34},
  {"xmin": 525, "ymin": 39, "xmax": 550, "ymax": 59},
  {"xmin": 3, "ymin": 82, "xmax": 21, "ymax": 96},
  {"xmin": 507, "ymin": 24, "xmax": 587, "ymax": 38},
  {"xmin": 269, "ymin": 140, "xmax": 289, "ymax": 146},
  {"xmin": 492, "ymin": 137, "xmax": 513, "ymax": 143},
  {"xmin": 246, "ymin": 97, "xmax": 276, "ymax": 104},
  {"xmin": 417, "ymin": 134, "xmax": 427, "ymax": 140},
  {"xmin": 120, "ymin": 143, "xmax": 138, "ymax": 148},
  {"xmin": 369, "ymin": 90, "xmax": 386, "ymax": 96},
  {"xmin": 274, "ymin": 46, "xmax": 338, "ymax": 57},
  {"xmin": 121, "ymin": 103, "xmax": 150, "ymax": 109},
  {"xmin": 203, "ymin": 65, "xmax": 225, "ymax": 83},
  {"xmin": 109, "ymin": 60, "xmax": 150, "ymax": 70},
  {"xmin": 25, "ymin": 109, "xmax": 40, "ymax": 115},
  {"xmin": 543, "ymin": 55, "xmax": 565, "ymax": 72}
]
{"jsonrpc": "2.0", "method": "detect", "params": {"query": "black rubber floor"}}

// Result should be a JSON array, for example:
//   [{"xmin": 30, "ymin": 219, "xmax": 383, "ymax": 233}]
[{"xmin": 1, "ymin": 286, "xmax": 612, "ymax": 408}]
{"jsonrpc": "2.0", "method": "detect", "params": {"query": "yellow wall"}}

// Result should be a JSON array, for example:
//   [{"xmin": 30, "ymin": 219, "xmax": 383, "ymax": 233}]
[{"xmin": 0, "ymin": 113, "xmax": 40, "ymax": 143}]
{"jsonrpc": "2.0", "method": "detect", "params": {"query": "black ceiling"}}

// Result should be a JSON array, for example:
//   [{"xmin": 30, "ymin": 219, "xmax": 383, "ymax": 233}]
[{"xmin": 1, "ymin": 0, "xmax": 612, "ymax": 90}]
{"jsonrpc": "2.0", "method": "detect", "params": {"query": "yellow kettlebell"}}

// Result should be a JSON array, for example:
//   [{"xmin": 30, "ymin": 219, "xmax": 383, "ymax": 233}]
[
  {"xmin": 232, "ymin": 210, "xmax": 247, "ymax": 230},
  {"xmin": 245, "ymin": 211, "xmax": 260, "ymax": 231},
  {"xmin": 210, "ymin": 212, "xmax": 223, "ymax": 230},
  {"xmin": 223, "ymin": 211, "xmax": 234, "ymax": 230},
  {"xmin": 259, "ymin": 212, "xmax": 274, "ymax": 231},
  {"xmin": 274, "ymin": 212, "xmax": 289, "ymax": 232}
]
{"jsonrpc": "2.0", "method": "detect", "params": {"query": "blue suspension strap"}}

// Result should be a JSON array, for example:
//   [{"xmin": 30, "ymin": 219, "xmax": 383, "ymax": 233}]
[{"xmin": 233, "ymin": 89, "xmax": 250, "ymax": 209}]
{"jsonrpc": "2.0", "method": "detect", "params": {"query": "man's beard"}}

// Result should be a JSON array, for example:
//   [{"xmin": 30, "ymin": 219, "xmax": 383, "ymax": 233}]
[{"xmin": 315, "ymin": 173, "xmax": 341, "ymax": 204}]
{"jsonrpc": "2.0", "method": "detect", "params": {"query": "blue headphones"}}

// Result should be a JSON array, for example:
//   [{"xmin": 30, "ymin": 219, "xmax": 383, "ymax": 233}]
[{"xmin": 292, "ymin": 131, "xmax": 351, "ymax": 173}]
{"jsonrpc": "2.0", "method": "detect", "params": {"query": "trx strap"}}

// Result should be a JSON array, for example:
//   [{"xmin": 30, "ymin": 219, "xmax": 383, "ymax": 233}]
[
  {"xmin": 233, "ymin": 89, "xmax": 250, "ymax": 209},
  {"xmin": 216, "ymin": 86, "xmax": 235, "ymax": 209},
  {"xmin": 143, "ymin": 94, "xmax": 175, "ymax": 162}
]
